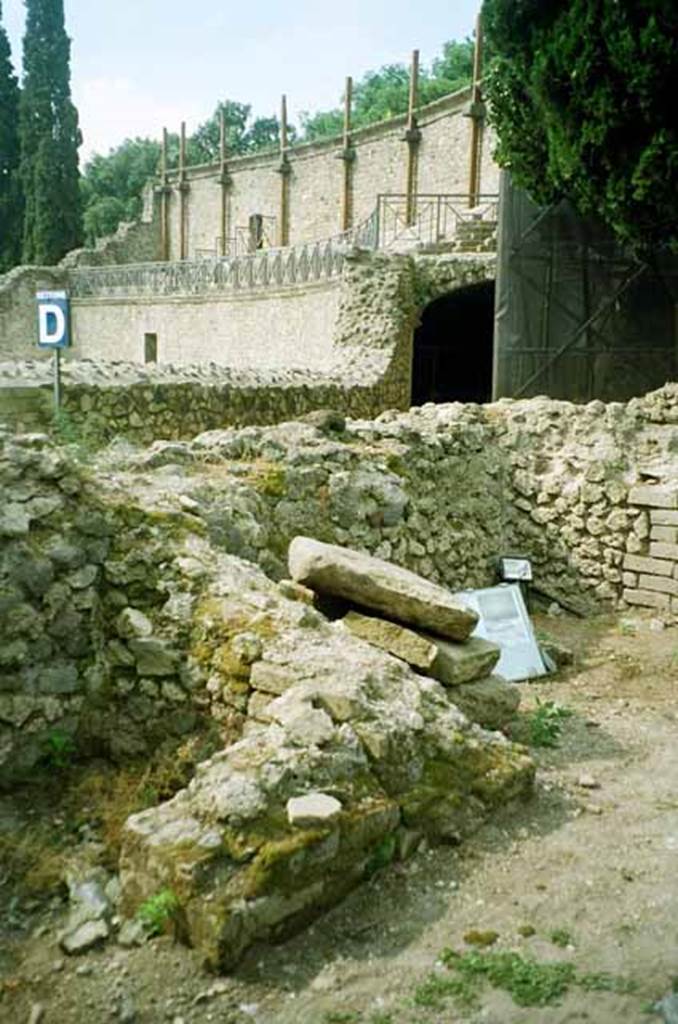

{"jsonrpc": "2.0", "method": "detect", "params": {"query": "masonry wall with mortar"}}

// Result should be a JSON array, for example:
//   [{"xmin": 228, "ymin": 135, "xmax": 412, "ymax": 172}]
[
  {"xmin": 163, "ymin": 90, "xmax": 500, "ymax": 258},
  {"xmin": 0, "ymin": 251, "xmax": 494, "ymax": 434}
]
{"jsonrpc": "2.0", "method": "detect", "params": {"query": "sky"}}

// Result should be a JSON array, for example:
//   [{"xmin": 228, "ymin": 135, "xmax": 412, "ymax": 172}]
[{"xmin": 3, "ymin": 0, "xmax": 480, "ymax": 164}]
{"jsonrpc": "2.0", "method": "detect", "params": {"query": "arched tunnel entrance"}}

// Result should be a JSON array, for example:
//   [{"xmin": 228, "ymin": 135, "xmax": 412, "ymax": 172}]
[{"xmin": 412, "ymin": 281, "xmax": 496, "ymax": 405}]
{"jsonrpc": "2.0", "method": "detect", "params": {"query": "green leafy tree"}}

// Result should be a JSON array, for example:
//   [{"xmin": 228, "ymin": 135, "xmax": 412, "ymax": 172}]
[
  {"xmin": 189, "ymin": 100, "xmax": 250, "ymax": 163},
  {"xmin": 0, "ymin": 1, "xmax": 22, "ymax": 271},
  {"xmin": 19, "ymin": 0, "xmax": 82, "ymax": 264},
  {"xmin": 189, "ymin": 101, "xmax": 288, "ymax": 163},
  {"xmin": 80, "ymin": 137, "xmax": 160, "ymax": 244},
  {"xmin": 299, "ymin": 39, "xmax": 473, "ymax": 142},
  {"xmin": 482, "ymin": 0, "xmax": 678, "ymax": 251},
  {"xmin": 429, "ymin": 38, "xmax": 475, "ymax": 96}
]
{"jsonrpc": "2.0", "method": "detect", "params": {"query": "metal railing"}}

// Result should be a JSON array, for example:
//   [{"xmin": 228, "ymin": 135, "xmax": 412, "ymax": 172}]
[
  {"xmin": 374, "ymin": 193, "xmax": 498, "ymax": 250},
  {"xmin": 68, "ymin": 196, "xmax": 494, "ymax": 300}
]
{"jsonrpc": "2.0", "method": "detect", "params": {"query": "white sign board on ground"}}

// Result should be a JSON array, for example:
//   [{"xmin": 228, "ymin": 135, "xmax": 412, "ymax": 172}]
[{"xmin": 456, "ymin": 583, "xmax": 547, "ymax": 682}]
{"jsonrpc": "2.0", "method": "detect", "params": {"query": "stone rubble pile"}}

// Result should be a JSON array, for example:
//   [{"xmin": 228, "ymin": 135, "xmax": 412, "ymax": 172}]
[
  {"xmin": 287, "ymin": 537, "xmax": 520, "ymax": 730},
  {"xmin": 119, "ymin": 537, "xmax": 533, "ymax": 970}
]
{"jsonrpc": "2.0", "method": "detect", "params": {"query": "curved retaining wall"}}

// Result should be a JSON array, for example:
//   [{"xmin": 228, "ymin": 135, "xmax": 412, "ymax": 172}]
[
  {"xmin": 1, "ymin": 252, "xmax": 495, "ymax": 442},
  {"xmin": 164, "ymin": 89, "xmax": 499, "ymax": 258}
]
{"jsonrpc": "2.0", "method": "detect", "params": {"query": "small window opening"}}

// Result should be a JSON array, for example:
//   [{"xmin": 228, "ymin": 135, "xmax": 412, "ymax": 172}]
[{"xmin": 144, "ymin": 333, "xmax": 158, "ymax": 363}]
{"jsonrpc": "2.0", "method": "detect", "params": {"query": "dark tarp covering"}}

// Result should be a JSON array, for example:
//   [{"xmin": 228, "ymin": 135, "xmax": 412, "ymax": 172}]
[{"xmin": 493, "ymin": 173, "xmax": 678, "ymax": 402}]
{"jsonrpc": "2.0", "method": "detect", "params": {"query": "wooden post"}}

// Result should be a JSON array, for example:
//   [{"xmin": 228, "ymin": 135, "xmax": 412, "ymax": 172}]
[
  {"xmin": 219, "ymin": 110, "xmax": 231, "ymax": 256},
  {"xmin": 404, "ymin": 49, "xmax": 421, "ymax": 227},
  {"xmin": 339, "ymin": 76, "xmax": 355, "ymax": 232},
  {"xmin": 467, "ymin": 14, "xmax": 486, "ymax": 208},
  {"xmin": 160, "ymin": 127, "xmax": 171, "ymax": 261},
  {"xmin": 277, "ymin": 94, "xmax": 291, "ymax": 247},
  {"xmin": 178, "ymin": 121, "xmax": 189, "ymax": 260}
]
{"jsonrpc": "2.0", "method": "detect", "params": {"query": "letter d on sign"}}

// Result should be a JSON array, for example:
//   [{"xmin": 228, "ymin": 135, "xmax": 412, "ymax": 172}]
[{"xmin": 36, "ymin": 291, "xmax": 70, "ymax": 349}]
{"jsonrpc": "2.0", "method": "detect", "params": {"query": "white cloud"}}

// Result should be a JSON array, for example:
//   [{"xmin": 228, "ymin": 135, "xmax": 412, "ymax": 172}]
[{"xmin": 74, "ymin": 77, "xmax": 206, "ymax": 162}]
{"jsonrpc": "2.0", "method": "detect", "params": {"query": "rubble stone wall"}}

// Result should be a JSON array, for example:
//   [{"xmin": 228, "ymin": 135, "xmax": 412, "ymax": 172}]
[{"xmin": 2, "ymin": 383, "xmax": 677, "ymax": 788}]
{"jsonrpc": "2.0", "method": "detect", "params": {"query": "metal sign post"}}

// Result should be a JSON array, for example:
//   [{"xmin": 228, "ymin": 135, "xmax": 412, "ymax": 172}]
[{"xmin": 36, "ymin": 290, "xmax": 70, "ymax": 416}]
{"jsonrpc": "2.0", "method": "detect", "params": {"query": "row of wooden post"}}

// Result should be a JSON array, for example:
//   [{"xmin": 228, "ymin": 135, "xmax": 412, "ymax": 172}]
[{"xmin": 158, "ymin": 21, "xmax": 484, "ymax": 262}]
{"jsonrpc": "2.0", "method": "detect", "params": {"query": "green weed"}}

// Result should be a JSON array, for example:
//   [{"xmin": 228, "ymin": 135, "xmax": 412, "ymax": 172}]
[
  {"xmin": 550, "ymin": 928, "xmax": 574, "ymax": 948},
  {"xmin": 440, "ymin": 949, "xmax": 575, "ymax": 1007},
  {"xmin": 50, "ymin": 409, "xmax": 98, "ymax": 459},
  {"xmin": 136, "ymin": 888, "xmax": 180, "ymax": 936},
  {"xmin": 435, "ymin": 948, "xmax": 637, "ymax": 1009},
  {"xmin": 42, "ymin": 729, "xmax": 77, "ymax": 771},
  {"xmin": 412, "ymin": 971, "xmax": 477, "ymax": 1010},
  {"xmin": 578, "ymin": 972, "xmax": 637, "ymax": 994},
  {"xmin": 527, "ymin": 698, "xmax": 573, "ymax": 748},
  {"xmin": 365, "ymin": 834, "xmax": 397, "ymax": 878}
]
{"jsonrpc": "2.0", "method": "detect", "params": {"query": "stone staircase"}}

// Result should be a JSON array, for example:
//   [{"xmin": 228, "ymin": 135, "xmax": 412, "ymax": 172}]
[{"xmin": 450, "ymin": 217, "xmax": 498, "ymax": 253}]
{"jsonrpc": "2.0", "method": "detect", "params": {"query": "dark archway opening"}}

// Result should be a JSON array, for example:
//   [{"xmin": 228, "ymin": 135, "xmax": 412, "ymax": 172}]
[{"xmin": 412, "ymin": 281, "xmax": 496, "ymax": 405}]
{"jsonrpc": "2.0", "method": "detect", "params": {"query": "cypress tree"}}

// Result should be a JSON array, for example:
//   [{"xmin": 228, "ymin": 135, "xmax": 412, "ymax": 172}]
[
  {"xmin": 0, "ymin": 1, "xmax": 22, "ymax": 272},
  {"xmin": 19, "ymin": 0, "xmax": 82, "ymax": 264}
]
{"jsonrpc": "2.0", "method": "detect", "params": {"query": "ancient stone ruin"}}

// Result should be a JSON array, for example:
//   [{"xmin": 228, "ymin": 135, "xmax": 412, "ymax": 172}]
[{"xmin": 1, "ymin": 381, "xmax": 677, "ymax": 967}]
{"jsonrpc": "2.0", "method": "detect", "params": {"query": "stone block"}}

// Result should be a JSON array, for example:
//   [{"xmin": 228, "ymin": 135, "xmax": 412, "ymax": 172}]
[
  {"xmin": 286, "ymin": 793, "xmax": 342, "ymax": 828},
  {"xmin": 288, "ymin": 536, "xmax": 477, "ymax": 641},
  {"xmin": 628, "ymin": 484, "xmax": 678, "ymax": 509},
  {"xmin": 651, "ymin": 526, "xmax": 678, "ymax": 544},
  {"xmin": 343, "ymin": 611, "xmax": 439, "ymax": 671},
  {"xmin": 448, "ymin": 675, "xmax": 521, "ymax": 730},
  {"xmin": 622, "ymin": 554, "xmax": 674, "ymax": 577},
  {"xmin": 116, "ymin": 607, "xmax": 153, "ymax": 639},
  {"xmin": 247, "ymin": 691, "xmax": 274, "ymax": 722},
  {"xmin": 622, "ymin": 588, "xmax": 671, "ymax": 610},
  {"xmin": 343, "ymin": 610, "xmax": 500, "ymax": 686},
  {"xmin": 638, "ymin": 574, "xmax": 678, "ymax": 597},
  {"xmin": 650, "ymin": 510, "xmax": 678, "ymax": 526},
  {"xmin": 38, "ymin": 662, "xmax": 79, "ymax": 695},
  {"xmin": 649, "ymin": 542, "xmax": 678, "ymax": 562},
  {"xmin": 622, "ymin": 572, "xmax": 638, "ymax": 588},
  {"xmin": 249, "ymin": 662, "xmax": 296, "ymax": 695},
  {"xmin": 128, "ymin": 638, "xmax": 179, "ymax": 676}
]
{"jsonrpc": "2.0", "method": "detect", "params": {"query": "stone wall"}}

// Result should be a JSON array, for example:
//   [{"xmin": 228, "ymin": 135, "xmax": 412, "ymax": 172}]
[
  {"xmin": 165, "ymin": 90, "xmax": 500, "ymax": 258},
  {"xmin": 60, "ymin": 217, "xmax": 160, "ymax": 269},
  {"xmin": 2, "ymin": 383, "xmax": 677, "ymax": 786},
  {"xmin": 0, "ymin": 265, "xmax": 69, "ymax": 363},
  {"xmin": 1, "ymin": 252, "xmax": 495, "ymax": 439},
  {"xmin": 69, "ymin": 280, "xmax": 341, "ymax": 366}
]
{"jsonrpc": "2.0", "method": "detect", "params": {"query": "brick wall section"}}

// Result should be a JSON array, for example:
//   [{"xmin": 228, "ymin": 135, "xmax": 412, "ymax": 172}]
[{"xmin": 623, "ymin": 484, "xmax": 678, "ymax": 614}]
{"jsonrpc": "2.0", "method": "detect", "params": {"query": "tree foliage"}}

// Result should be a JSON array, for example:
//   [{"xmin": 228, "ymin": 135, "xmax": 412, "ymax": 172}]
[
  {"xmin": 482, "ymin": 0, "xmax": 678, "ymax": 251},
  {"xmin": 188, "ymin": 101, "xmax": 290, "ymax": 163},
  {"xmin": 0, "ymin": 1, "xmax": 22, "ymax": 271},
  {"xmin": 301, "ymin": 40, "xmax": 473, "ymax": 139},
  {"xmin": 80, "ymin": 138, "xmax": 160, "ymax": 245},
  {"xmin": 19, "ymin": 0, "xmax": 82, "ymax": 263}
]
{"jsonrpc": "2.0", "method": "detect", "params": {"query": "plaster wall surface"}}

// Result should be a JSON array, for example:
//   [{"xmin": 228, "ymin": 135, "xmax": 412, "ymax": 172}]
[{"xmin": 70, "ymin": 280, "xmax": 341, "ymax": 368}]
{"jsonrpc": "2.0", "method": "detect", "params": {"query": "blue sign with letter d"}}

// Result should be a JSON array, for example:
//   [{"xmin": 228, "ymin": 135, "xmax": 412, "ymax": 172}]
[{"xmin": 37, "ymin": 291, "xmax": 70, "ymax": 349}]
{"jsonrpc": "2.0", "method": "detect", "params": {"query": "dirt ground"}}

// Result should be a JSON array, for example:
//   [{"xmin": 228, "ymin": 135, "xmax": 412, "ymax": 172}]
[{"xmin": 2, "ymin": 610, "xmax": 678, "ymax": 1024}]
